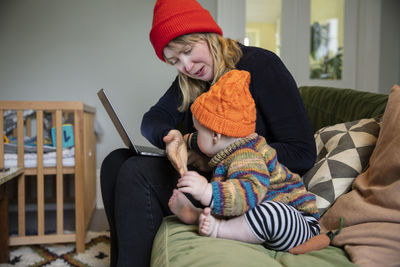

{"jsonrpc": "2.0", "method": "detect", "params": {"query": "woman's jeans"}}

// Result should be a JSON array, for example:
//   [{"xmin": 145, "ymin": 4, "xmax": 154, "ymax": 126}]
[{"xmin": 100, "ymin": 148, "xmax": 179, "ymax": 267}]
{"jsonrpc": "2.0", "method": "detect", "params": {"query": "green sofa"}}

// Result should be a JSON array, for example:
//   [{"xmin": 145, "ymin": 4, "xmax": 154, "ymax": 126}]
[{"xmin": 150, "ymin": 86, "xmax": 388, "ymax": 267}]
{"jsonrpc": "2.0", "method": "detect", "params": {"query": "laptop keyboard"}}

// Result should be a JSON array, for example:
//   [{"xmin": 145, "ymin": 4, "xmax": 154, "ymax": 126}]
[{"xmin": 137, "ymin": 145, "xmax": 165, "ymax": 155}]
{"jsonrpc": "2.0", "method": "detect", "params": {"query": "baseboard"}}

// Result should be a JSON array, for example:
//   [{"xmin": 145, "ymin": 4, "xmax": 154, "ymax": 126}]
[{"xmin": 96, "ymin": 168, "xmax": 104, "ymax": 209}]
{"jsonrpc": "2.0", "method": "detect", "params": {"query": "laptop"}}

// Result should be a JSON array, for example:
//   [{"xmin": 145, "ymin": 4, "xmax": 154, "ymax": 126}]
[{"xmin": 97, "ymin": 88, "xmax": 166, "ymax": 157}]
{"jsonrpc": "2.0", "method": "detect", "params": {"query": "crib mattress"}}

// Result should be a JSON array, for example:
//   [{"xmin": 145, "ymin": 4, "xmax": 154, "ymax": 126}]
[{"xmin": 4, "ymin": 147, "xmax": 75, "ymax": 168}]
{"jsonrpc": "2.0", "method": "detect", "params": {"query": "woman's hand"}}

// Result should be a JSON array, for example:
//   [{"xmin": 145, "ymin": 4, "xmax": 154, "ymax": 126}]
[
  {"xmin": 163, "ymin": 129, "xmax": 188, "ymax": 175},
  {"xmin": 177, "ymin": 171, "xmax": 212, "ymax": 206}
]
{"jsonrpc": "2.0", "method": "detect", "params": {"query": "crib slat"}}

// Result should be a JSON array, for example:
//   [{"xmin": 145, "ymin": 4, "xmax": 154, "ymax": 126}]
[
  {"xmin": 36, "ymin": 111, "xmax": 45, "ymax": 236},
  {"xmin": 2, "ymin": 101, "xmax": 96, "ymax": 252},
  {"xmin": 24, "ymin": 167, "xmax": 75, "ymax": 176},
  {"xmin": 0, "ymin": 110, "xmax": 3, "ymax": 169},
  {"xmin": 0, "ymin": 101, "xmax": 95, "ymax": 113},
  {"xmin": 83, "ymin": 112, "xmax": 96, "ymax": 225},
  {"xmin": 17, "ymin": 111, "xmax": 24, "ymax": 167},
  {"xmin": 17, "ymin": 111, "xmax": 26, "ymax": 237},
  {"xmin": 26, "ymin": 117, "xmax": 32, "ymax": 137},
  {"xmin": 9, "ymin": 233, "xmax": 76, "ymax": 246},
  {"xmin": 55, "ymin": 110, "xmax": 64, "ymax": 235},
  {"xmin": 51, "ymin": 112, "xmax": 55, "ymax": 128},
  {"xmin": 74, "ymin": 109, "xmax": 85, "ymax": 252}
]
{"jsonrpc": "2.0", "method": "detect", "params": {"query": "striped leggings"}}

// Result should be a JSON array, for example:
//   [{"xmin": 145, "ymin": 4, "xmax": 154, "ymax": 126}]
[{"xmin": 244, "ymin": 201, "xmax": 320, "ymax": 251}]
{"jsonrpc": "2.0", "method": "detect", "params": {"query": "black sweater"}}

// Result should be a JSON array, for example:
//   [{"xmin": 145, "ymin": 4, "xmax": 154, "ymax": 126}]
[{"xmin": 141, "ymin": 44, "xmax": 316, "ymax": 175}]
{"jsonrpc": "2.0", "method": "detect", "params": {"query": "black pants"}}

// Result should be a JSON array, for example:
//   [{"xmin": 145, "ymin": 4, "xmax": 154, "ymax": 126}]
[{"xmin": 100, "ymin": 148, "xmax": 179, "ymax": 267}]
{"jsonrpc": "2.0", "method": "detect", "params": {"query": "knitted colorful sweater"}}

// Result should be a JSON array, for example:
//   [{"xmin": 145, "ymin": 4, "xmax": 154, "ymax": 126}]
[{"xmin": 209, "ymin": 133, "xmax": 319, "ymax": 219}]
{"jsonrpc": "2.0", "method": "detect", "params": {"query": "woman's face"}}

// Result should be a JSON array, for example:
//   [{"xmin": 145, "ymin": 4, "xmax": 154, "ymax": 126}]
[{"xmin": 163, "ymin": 40, "xmax": 214, "ymax": 82}]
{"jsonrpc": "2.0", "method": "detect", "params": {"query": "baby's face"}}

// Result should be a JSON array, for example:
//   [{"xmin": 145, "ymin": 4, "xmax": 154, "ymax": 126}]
[{"xmin": 192, "ymin": 116, "xmax": 218, "ymax": 157}]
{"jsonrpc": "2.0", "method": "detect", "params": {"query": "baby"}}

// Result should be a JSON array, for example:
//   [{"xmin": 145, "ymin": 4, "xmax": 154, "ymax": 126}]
[{"xmin": 169, "ymin": 70, "xmax": 329, "ymax": 253}]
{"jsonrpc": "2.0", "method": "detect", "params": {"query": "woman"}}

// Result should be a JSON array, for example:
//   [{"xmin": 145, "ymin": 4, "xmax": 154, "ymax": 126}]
[{"xmin": 101, "ymin": 0, "xmax": 316, "ymax": 266}]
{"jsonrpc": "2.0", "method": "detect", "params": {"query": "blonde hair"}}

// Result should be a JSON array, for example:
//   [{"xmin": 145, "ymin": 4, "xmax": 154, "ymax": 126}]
[{"xmin": 164, "ymin": 33, "xmax": 242, "ymax": 112}]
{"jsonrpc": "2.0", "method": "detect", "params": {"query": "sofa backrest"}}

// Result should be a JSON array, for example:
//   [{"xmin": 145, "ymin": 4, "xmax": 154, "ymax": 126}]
[{"xmin": 299, "ymin": 86, "xmax": 388, "ymax": 132}]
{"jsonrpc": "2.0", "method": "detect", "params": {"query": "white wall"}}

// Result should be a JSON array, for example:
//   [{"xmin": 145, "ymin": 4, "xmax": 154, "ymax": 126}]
[
  {"xmin": 356, "ymin": 0, "xmax": 382, "ymax": 93},
  {"xmin": 1, "ymin": 0, "xmax": 398, "ymax": 208},
  {"xmin": 0, "ymin": 0, "xmax": 218, "ymax": 209},
  {"xmin": 218, "ymin": 0, "xmax": 246, "ymax": 42},
  {"xmin": 0, "ymin": 0, "xmax": 219, "ymax": 166},
  {"xmin": 0, "ymin": 0, "xmax": 170, "ymax": 167},
  {"xmin": 379, "ymin": 0, "xmax": 400, "ymax": 93}
]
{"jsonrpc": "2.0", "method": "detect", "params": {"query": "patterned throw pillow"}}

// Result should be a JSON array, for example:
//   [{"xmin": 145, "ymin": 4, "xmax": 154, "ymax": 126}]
[{"xmin": 303, "ymin": 117, "xmax": 381, "ymax": 216}]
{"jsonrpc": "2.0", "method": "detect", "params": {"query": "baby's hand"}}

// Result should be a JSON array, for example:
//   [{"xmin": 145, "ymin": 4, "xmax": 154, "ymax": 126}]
[{"xmin": 177, "ymin": 171, "xmax": 212, "ymax": 205}]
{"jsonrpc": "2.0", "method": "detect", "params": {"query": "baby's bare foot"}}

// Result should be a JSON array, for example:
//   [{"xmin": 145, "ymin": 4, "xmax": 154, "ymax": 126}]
[
  {"xmin": 168, "ymin": 189, "xmax": 202, "ymax": 225},
  {"xmin": 199, "ymin": 207, "xmax": 220, "ymax": 237}
]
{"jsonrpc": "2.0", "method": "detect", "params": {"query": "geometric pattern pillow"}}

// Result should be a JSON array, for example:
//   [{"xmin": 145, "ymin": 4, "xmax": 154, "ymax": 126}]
[{"xmin": 303, "ymin": 117, "xmax": 381, "ymax": 216}]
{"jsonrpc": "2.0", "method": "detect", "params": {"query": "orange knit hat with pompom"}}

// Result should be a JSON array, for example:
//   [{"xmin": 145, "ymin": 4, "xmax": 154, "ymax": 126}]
[
  {"xmin": 150, "ymin": 0, "xmax": 223, "ymax": 62},
  {"xmin": 191, "ymin": 70, "xmax": 256, "ymax": 137}
]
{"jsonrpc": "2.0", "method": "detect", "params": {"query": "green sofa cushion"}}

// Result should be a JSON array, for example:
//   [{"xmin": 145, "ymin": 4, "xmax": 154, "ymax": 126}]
[
  {"xmin": 151, "ymin": 87, "xmax": 389, "ymax": 266},
  {"xmin": 151, "ymin": 216, "xmax": 357, "ymax": 267},
  {"xmin": 299, "ymin": 86, "xmax": 388, "ymax": 132}
]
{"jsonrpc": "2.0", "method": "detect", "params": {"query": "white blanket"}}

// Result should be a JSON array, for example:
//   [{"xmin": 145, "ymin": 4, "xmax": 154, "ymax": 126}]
[{"xmin": 4, "ymin": 147, "xmax": 75, "ymax": 168}]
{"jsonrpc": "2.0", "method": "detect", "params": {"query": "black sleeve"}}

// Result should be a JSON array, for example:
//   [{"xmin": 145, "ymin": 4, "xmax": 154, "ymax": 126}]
[
  {"xmin": 140, "ymin": 77, "xmax": 185, "ymax": 149},
  {"xmin": 239, "ymin": 48, "xmax": 316, "ymax": 175}
]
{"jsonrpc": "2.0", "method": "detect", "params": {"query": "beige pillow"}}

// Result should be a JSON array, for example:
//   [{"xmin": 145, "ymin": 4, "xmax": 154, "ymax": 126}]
[
  {"xmin": 320, "ymin": 84, "xmax": 400, "ymax": 267},
  {"xmin": 303, "ymin": 117, "xmax": 380, "ymax": 216}
]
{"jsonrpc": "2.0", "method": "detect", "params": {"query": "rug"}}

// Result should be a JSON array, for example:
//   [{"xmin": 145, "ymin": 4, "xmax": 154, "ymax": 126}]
[{"xmin": 0, "ymin": 231, "xmax": 110, "ymax": 267}]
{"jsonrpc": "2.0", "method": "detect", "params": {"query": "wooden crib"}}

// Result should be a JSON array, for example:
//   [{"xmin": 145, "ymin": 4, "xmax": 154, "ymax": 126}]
[{"xmin": 0, "ymin": 101, "xmax": 96, "ymax": 253}]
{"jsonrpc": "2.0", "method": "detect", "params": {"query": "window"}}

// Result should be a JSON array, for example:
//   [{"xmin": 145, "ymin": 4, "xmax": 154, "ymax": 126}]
[
  {"xmin": 309, "ymin": 0, "xmax": 345, "ymax": 80},
  {"xmin": 246, "ymin": 0, "xmax": 282, "ymax": 56}
]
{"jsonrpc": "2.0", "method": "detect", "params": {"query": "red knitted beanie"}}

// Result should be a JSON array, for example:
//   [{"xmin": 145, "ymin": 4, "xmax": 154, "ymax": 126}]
[
  {"xmin": 150, "ymin": 0, "xmax": 223, "ymax": 61},
  {"xmin": 191, "ymin": 70, "xmax": 256, "ymax": 137}
]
